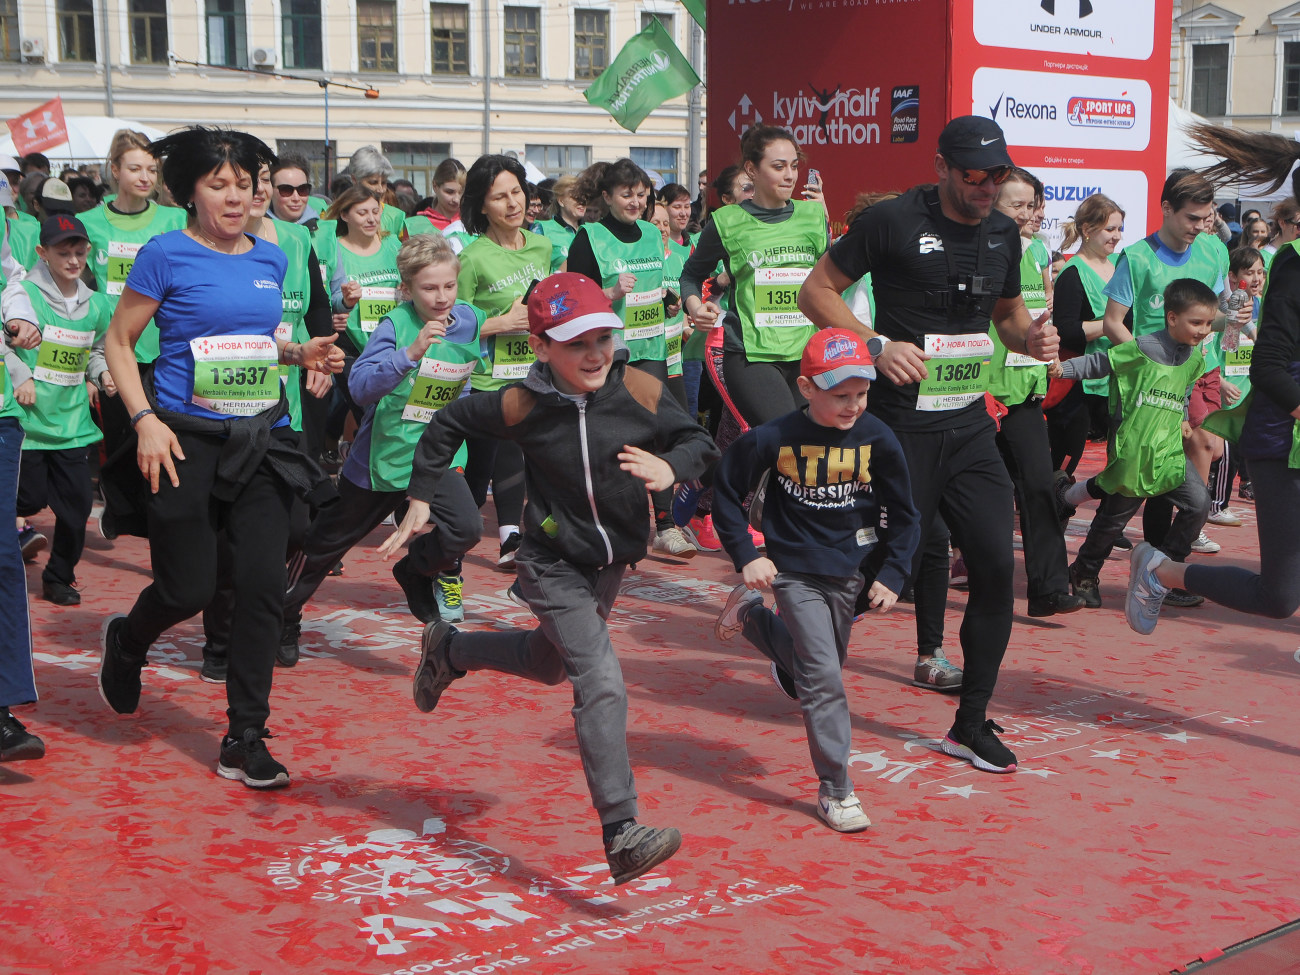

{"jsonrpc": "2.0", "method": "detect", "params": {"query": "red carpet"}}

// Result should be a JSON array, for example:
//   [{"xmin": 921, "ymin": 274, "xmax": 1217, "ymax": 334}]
[{"xmin": 4, "ymin": 446, "xmax": 1299, "ymax": 975}]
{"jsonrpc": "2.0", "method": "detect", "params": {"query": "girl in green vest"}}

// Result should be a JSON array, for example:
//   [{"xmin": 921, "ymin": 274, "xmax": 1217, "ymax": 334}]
[
  {"xmin": 681, "ymin": 124, "xmax": 829, "ymax": 429},
  {"xmin": 282, "ymin": 234, "xmax": 485, "ymax": 653},
  {"xmin": 565, "ymin": 158, "xmax": 690, "ymax": 557},
  {"xmin": 651, "ymin": 201, "xmax": 689, "ymax": 387},
  {"xmin": 324, "ymin": 186, "xmax": 402, "ymax": 355},
  {"xmin": 3, "ymin": 215, "xmax": 112, "ymax": 606},
  {"xmin": 456, "ymin": 154, "xmax": 552, "ymax": 568},
  {"xmin": 268, "ymin": 153, "xmax": 322, "ymax": 232},
  {"xmin": 533, "ymin": 174, "xmax": 585, "ymax": 272}
]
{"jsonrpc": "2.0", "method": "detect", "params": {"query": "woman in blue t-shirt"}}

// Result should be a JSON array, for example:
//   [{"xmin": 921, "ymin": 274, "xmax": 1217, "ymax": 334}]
[{"xmin": 98, "ymin": 127, "xmax": 344, "ymax": 790}]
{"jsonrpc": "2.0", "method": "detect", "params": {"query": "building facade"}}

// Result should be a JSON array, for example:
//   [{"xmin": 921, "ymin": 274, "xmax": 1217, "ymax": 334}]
[
  {"xmin": 0, "ymin": 0, "xmax": 705, "ymax": 195},
  {"xmin": 1172, "ymin": 0, "xmax": 1300, "ymax": 133}
]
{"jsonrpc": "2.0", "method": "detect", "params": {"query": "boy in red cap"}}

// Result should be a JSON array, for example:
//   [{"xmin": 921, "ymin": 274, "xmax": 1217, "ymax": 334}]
[
  {"xmin": 383, "ymin": 271, "xmax": 717, "ymax": 883},
  {"xmin": 712, "ymin": 328, "xmax": 919, "ymax": 832}
]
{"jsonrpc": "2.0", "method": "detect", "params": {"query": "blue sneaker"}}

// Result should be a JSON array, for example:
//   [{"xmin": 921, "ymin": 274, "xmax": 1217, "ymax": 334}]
[
  {"xmin": 1126, "ymin": 542, "xmax": 1170, "ymax": 635},
  {"xmin": 672, "ymin": 480, "xmax": 703, "ymax": 527},
  {"xmin": 435, "ymin": 572, "xmax": 465, "ymax": 623}
]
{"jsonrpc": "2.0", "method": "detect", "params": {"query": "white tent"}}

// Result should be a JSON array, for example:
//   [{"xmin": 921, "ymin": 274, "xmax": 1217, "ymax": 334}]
[{"xmin": 0, "ymin": 115, "xmax": 169, "ymax": 165}]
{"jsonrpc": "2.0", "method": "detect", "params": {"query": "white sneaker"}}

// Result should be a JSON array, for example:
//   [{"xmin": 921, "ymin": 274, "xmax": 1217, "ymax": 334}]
[
  {"xmin": 1190, "ymin": 531, "xmax": 1221, "ymax": 554},
  {"xmin": 1206, "ymin": 509, "xmax": 1242, "ymax": 527},
  {"xmin": 715, "ymin": 584, "xmax": 762, "ymax": 642},
  {"xmin": 817, "ymin": 792, "xmax": 872, "ymax": 832},
  {"xmin": 653, "ymin": 526, "xmax": 698, "ymax": 559}
]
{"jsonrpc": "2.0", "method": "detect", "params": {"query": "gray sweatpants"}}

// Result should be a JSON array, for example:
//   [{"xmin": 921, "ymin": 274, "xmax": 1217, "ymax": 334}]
[
  {"xmin": 447, "ymin": 536, "xmax": 637, "ymax": 826},
  {"xmin": 741, "ymin": 571, "xmax": 864, "ymax": 800}
]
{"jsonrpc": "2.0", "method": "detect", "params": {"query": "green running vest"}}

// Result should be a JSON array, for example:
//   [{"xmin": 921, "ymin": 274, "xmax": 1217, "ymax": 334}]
[
  {"xmin": 586, "ymin": 220, "xmax": 666, "ymax": 364},
  {"xmin": 987, "ymin": 239, "xmax": 1049, "ymax": 405}
]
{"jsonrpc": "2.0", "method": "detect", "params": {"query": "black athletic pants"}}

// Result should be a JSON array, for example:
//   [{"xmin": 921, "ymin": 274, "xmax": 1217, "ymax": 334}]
[
  {"xmin": 721, "ymin": 352, "xmax": 802, "ymax": 428},
  {"xmin": 995, "ymin": 398, "xmax": 1071, "ymax": 599},
  {"xmin": 16, "ymin": 447, "xmax": 93, "ymax": 587}
]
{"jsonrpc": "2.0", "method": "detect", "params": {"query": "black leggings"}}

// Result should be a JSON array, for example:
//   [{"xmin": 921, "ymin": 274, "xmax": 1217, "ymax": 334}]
[
  {"xmin": 721, "ymin": 352, "xmax": 802, "ymax": 428},
  {"xmin": 1046, "ymin": 384, "xmax": 1090, "ymax": 475},
  {"xmin": 1184, "ymin": 458, "xmax": 1300, "ymax": 618}
]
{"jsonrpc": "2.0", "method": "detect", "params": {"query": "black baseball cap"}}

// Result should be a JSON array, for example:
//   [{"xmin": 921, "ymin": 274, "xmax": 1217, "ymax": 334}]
[
  {"xmin": 39, "ymin": 213, "xmax": 89, "ymax": 248},
  {"xmin": 938, "ymin": 115, "xmax": 1015, "ymax": 170}
]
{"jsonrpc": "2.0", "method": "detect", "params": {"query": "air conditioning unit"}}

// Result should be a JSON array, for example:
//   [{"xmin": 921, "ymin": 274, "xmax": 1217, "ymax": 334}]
[
  {"xmin": 250, "ymin": 46, "xmax": 278, "ymax": 69},
  {"xmin": 20, "ymin": 37, "xmax": 45, "ymax": 63}
]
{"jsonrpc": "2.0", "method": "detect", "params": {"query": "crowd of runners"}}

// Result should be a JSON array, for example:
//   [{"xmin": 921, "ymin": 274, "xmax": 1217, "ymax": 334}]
[{"xmin": 2, "ymin": 113, "xmax": 1298, "ymax": 885}]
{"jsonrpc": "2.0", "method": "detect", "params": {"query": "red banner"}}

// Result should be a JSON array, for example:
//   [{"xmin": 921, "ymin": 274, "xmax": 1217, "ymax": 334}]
[{"xmin": 7, "ymin": 97, "xmax": 69, "ymax": 156}]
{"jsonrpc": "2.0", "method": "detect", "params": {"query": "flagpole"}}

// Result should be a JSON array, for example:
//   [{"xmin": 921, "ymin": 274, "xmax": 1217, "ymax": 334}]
[
  {"xmin": 99, "ymin": 0, "xmax": 114, "ymax": 115},
  {"xmin": 687, "ymin": 19, "xmax": 702, "ymax": 194}
]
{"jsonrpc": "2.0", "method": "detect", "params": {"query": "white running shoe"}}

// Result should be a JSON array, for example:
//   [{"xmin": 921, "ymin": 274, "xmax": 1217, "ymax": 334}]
[
  {"xmin": 653, "ymin": 526, "xmax": 699, "ymax": 559},
  {"xmin": 715, "ymin": 584, "xmax": 762, "ymax": 642},
  {"xmin": 817, "ymin": 793, "xmax": 872, "ymax": 832},
  {"xmin": 1190, "ymin": 531, "xmax": 1221, "ymax": 554},
  {"xmin": 1206, "ymin": 509, "xmax": 1242, "ymax": 527},
  {"xmin": 1126, "ymin": 542, "xmax": 1170, "ymax": 635}
]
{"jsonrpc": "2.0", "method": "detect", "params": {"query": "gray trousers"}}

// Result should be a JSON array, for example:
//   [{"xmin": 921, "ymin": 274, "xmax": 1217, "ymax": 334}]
[
  {"xmin": 448, "ymin": 536, "xmax": 637, "ymax": 825},
  {"xmin": 742, "ymin": 571, "xmax": 864, "ymax": 800},
  {"xmin": 1075, "ymin": 460, "xmax": 1211, "ymax": 578}
]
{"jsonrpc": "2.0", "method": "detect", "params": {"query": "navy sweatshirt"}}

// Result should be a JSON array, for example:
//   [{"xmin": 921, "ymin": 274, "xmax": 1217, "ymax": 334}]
[{"xmin": 712, "ymin": 406, "xmax": 921, "ymax": 594}]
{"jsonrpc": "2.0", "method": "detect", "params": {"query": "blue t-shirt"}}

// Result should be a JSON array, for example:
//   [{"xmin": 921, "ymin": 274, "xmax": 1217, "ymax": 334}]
[
  {"xmin": 1104, "ymin": 233, "xmax": 1225, "ymax": 308},
  {"xmin": 127, "ymin": 230, "xmax": 289, "ymax": 422}
]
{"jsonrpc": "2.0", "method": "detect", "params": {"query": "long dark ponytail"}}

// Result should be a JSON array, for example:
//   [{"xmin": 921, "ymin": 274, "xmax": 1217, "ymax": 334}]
[{"xmin": 1191, "ymin": 123, "xmax": 1300, "ymax": 197}]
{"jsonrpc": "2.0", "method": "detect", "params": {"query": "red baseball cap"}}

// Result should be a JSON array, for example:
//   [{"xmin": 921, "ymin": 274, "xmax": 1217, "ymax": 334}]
[
  {"xmin": 801, "ymin": 328, "xmax": 876, "ymax": 390},
  {"xmin": 527, "ymin": 272, "xmax": 623, "ymax": 340}
]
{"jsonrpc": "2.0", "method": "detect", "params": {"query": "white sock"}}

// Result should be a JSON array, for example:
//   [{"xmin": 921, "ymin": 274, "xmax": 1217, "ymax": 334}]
[
  {"xmin": 499, "ymin": 525, "xmax": 519, "ymax": 545},
  {"xmin": 1064, "ymin": 480, "xmax": 1092, "ymax": 507}
]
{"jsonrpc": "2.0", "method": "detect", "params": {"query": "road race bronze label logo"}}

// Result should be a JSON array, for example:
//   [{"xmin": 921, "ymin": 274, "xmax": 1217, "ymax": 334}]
[{"xmin": 891, "ymin": 86, "xmax": 919, "ymax": 144}]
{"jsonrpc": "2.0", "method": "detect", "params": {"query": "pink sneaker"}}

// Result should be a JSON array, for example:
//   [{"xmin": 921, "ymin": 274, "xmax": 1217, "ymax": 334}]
[
  {"xmin": 749, "ymin": 526, "xmax": 766, "ymax": 550},
  {"xmin": 683, "ymin": 514, "xmax": 722, "ymax": 552}
]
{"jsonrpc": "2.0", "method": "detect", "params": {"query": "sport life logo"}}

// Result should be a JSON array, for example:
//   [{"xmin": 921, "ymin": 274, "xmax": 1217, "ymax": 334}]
[{"xmin": 1066, "ymin": 96, "xmax": 1136, "ymax": 129}]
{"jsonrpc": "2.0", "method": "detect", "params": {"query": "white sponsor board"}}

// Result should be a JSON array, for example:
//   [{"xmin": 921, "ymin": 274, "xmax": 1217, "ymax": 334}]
[
  {"xmin": 973, "ymin": 67, "xmax": 1151, "ymax": 152},
  {"xmin": 1031, "ymin": 167, "xmax": 1150, "ymax": 254},
  {"xmin": 973, "ymin": 0, "xmax": 1155, "ymax": 61}
]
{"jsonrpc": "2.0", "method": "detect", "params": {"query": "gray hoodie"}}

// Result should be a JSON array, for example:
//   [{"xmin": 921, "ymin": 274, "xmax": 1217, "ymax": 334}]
[{"xmin": 2, "ymin": 260, "xmax": 110, "ymax": 390}]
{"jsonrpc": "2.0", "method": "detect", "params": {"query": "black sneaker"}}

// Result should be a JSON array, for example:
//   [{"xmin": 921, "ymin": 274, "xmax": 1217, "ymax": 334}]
[
  {"xmin": 413, "ymin": 620, "xmax": 463, "ymax": 713},
  {"xmin": 98, "ymin": 614, "xmax": 144, "ymax": 715},
  {"xmin": 1164, "ymin": 588, "xmax": 1205, "ymax": 608},
  {"xmin": 217, "ymin": 728, "xmax": 290, "ymax": 788},
  {"xmin": 318, "ymin": 449, "xmax": 342, "ymax": 474},
  {"xmin": 277, "ymin": 620, "xmax": 301, "ymax": 668},
  {"xmin": 327, "ymin": 560, "xmax": 344, "ymax": 577},
  {"xmin": 940, "ymin": 719, "xmax": 1017, "ymax": 773},
  {"xmin": 1112, "ymin": 535, "xmax": 1133, "ymax": 551},
  {"xmin": 0, "ymin": 710, "xmax": 45, "ymax": 761},
  {"xmin": 1026, "ymin": 590, "xmax": 1086, "ymax": 617},
  {"xmin": 496, "ymin": 531, "xmax": 521, "ymax": 572},
  {"xmin": 19, "ymin": 526, "xmax": 46, "ymax": 563},
  {"xmin": 1069, "ymin": 563, "xmax": 1102, "ymax": 609},
  {"xmin": 1053, "ymin": 469, "xmax": 1076, "ymax": 529},
  {"xmin": 200, "ymin": 643, "xmax": 228, "ymax": 683},
  {"xmin": 394, "ymin": 556, "xmax": 440, "ymax": 624},
  {"xmin": 41, "ymin": 579, "xmax": 81, "ymax": 606},
  {"xmin": 604, "ymin": 822, "xmax": 682, "ymax": 885}
]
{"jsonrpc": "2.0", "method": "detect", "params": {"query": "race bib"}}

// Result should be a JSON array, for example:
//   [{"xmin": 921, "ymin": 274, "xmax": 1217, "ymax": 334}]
[
  {"xmin": 402, "ymin": 358, "xmax": 477, "ymax": 422},
  {"xmin": 492, "ymin": 332, "xmax": 533, "ymax": 380},
  {"xmin": 275, "ymin": 321, "xmax": 293, "ymax": 382},
  {"xmin": 1004, "ymin": 351, "xmax": 1045, "ymax": 368},
  {"xmin": 106, "ymin": 240, "xmax": 142, "ymax": 296},
  {"xmin": 623, "ymin": 288, "xmax": 665, "ymax": 344},
  {"xmin": 1224, "ymin": 337, "xmax": 1253, "ymax": 378},
  {"xmin": 34, "ymin": 325, "xmax": 93, "ymax": 386},
  {"xmin": 189, "ymin": 334, "xmax": 280, "ymax": 416},
  {"xmin": 753, "ymin": 267, "xmax": 813, "ymax": 328},
  {"xmin": 358, "ymin": 286, "xmax": 398, "ymax": 334},
  {"xmin": 666, "ymin": 320, "xmax": 684, "ymax": 374},
  {"xmin": 916, "ymin": 333, "xmax": 995, "ymax": 411}
]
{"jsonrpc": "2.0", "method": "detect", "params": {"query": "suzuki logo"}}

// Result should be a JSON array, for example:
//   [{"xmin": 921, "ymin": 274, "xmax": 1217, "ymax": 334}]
[{"xmin": 1041, "ymin": 0, "xmax": 1094, "ymax": 15}]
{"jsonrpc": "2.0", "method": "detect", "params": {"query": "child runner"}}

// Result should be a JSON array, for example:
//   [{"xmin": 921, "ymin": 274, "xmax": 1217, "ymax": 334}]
[
  {"xmin": 1052, "ymin": 279, "xmax": 1214, "ymax": 608},
  {"xmin": 712, "ymin": 328, "xmax": 920, "ymax": 828},
  {"xmin": 381, "ymin": 272, "xmax": 717, "ymax": 883},
  {"xmin": 2, "ymin": 215, "xmax": 113, "ymax": 605},
  {"xmin": 282, "ymin": 233, "xmax": 485, "ymax": 654}
]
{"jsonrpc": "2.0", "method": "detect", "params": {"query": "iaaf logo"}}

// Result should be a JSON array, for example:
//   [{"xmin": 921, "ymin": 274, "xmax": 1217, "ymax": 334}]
[
  {"xmin": 1066, "ymin": 97, "xmax": 1136, "ymax": 129},
  {"xmin": 989, "ymin": 92, "xmax": 1056, "ymax": 121},
  {"xmin": 768, "ymin": 84, "xmax": 882, "ymax": 146}
]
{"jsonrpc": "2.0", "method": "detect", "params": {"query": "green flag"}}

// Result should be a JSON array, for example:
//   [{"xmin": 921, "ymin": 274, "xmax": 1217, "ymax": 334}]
[
  {"xmin": 584, "ymin": 18, "xmax": 700, "ymax": 133},
  {"xmin": 681, "ymin": 0, "xmax": 706, "ymax": 29}
]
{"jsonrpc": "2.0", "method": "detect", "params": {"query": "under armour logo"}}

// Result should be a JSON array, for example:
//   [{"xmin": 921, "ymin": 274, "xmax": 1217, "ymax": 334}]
[
  {"xmin": 1041, "ymin": 0, "xmax": 1094, "ymax": 15},
  {"xmin": 21, "ymin": 111, "xmax": 58, "ymax": 139}
]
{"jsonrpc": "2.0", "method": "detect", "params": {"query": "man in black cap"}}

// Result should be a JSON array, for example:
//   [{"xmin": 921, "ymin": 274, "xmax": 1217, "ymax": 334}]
[{"xmin": 798, "ymin": 115, "xmax": 1058, "ymax": 774}]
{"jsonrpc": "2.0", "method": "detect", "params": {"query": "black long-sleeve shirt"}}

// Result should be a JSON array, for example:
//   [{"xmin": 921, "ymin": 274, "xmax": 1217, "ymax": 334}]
[
  {"xmin": 1051, "ymin": 263, "xmax": 1099, "ymax": 358},
  {"xmin": 1242, "ymin": 243, "xmax": 1300, "ymax": 460}
]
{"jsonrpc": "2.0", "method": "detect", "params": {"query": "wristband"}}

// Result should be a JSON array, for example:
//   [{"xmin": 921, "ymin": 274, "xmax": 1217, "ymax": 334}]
[{"xmin": 130, "ymin": 408, "xmax": 155, "ymax": 427}]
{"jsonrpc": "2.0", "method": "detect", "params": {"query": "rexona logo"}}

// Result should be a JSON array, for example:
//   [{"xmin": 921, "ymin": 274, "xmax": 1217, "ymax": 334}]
[
  {"xmin": 1067, "ymin": 97, "xmax": 1136, "ymax": 129},
  {"xmin": 770, "ymin": 85, "xmax": 882, "ymax": 146},
  {"xmin": 989, "ymin": 93, "xmax": 1057, "ymax": 121}
]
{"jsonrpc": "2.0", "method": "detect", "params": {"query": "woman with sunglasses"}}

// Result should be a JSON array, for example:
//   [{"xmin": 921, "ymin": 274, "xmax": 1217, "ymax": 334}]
[{"xmin": 268, "ymin": 154, "xmax": 321, "ymax": 231}]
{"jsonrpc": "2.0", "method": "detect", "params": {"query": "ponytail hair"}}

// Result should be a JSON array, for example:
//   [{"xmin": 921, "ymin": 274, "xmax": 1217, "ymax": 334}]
[
  {"xmin": 1191, "ymin": 122, "xmax": 1300, "ymax": 198},
  {"xmin": 573, "ymin": 158, "xmax": 653, "ymax": 207},
  {"xmin": 1059, "ymin": 192, "xmax": 1124, "ymax": 252}
]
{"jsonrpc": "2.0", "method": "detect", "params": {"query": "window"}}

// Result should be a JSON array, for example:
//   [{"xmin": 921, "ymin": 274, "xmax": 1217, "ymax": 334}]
[
  {"xmin": 358, "ymin": 0, "xmax": 397, "ymax": 72},
  {"xmin": 383, "ymin": 142, "xmax": 452, "ymax": 196},
  {"xmin": 504, "ymin": 7, "xmax": 540, "ymax": 78},
  {"xmin": 282, "ymin": 0, "xmax": 322, "ymax": 69},
  {"xmin": 525, "ymin": 144, "xmax": 590, "ymax": 179},
  {"xmin": 640, "ymin": 11, "xmax": 673, "ymax": 37},
  {"xmin": 1286, "ymin": 42, "xmax": 1300, "ymax": 115},
  {"xmin": 276, "ymin": 139, "xmax": 331, "ymax": 196},
  {"xmin": 430, "ymin": 3, "xmax": 469, "ymax": 75},
  {"xmin": 129, "ymin": 0, "xmax": 169, "ymax": 65},
  {"xmin": 1190, "ymin": 43, "xmax": 1229, "ymax": 117},
  {"xmin": 207, "ymin": 0, "xmax": 246, "ymax": 68},
  {"xmin": 574, "ymin": 9, "xmax": 607, "ymax": 80},
  {"xmin": 57, "ymin": 0, "xmax": 97, "ymax": 63},
  {"xmin": 0, "ymin": 0, "xmax": 16, "ymax": 62},
  {"xmin": 630, "ymin": 147, "xmax": 679, "ymax": 186}
]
